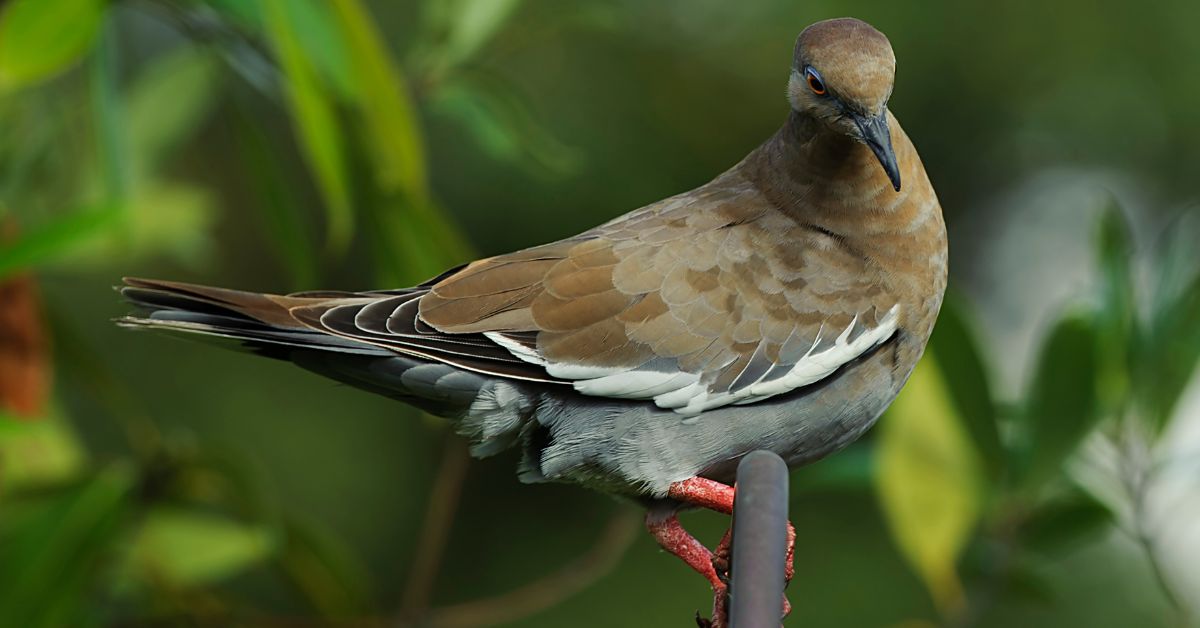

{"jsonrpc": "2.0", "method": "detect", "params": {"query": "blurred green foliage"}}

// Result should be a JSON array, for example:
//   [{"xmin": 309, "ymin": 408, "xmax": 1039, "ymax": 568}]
[{"xmin": 1, "ymin": 0, "xmax": 1199, "ymax": 626}]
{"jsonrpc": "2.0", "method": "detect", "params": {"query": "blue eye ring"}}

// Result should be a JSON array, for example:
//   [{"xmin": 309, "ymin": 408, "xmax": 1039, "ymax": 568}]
[{"xmin": 804, "ymin": 66, "xmax": 827, "ymax": 95}]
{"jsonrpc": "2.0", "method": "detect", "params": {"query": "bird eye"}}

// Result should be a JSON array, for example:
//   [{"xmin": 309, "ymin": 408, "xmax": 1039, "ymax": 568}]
[{"xmin": 805, "ymin": 67, "xmax": 826, "ymax": 95}]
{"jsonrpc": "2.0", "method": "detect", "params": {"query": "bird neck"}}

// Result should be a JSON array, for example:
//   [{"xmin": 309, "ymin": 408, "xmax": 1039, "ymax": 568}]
[
  {"xmin": 743, "ymin": 109, "xmax": 905, "ymax": 223},
  {"xmin": 739, "ymin": 109, "xmax": 946, "ymax": 304}
]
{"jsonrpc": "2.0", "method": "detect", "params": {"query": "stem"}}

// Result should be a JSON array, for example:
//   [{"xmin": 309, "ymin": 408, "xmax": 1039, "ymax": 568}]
[
  {"xmin": 396, "ymin": 431, "xmax": 471, "ymax": 621},
  {"xmin": 422, "ymin": 508, "xmax": 641, "ymax": 628},
  {"xmin": 1118, "ymin": 422, "xmax": 1191, "ymax": 626},
  {"xmin": 1128, "ymin": 470, "xmax": 1190, "ymax": 625},
  {"xmin": 263, "ymin": 508, "xmax": 640, "ymax": 628}
]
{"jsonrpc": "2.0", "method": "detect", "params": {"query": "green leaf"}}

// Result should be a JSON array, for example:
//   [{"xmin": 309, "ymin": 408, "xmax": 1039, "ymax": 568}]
[
  {"xmin": 1094, "ymin": 203, "xmax": 1135, "ymax": 417},
  {"xmin": 289, "ymin": 0, "xmax": 356, "ymax": 100},
  {"xmin": 330, "ymin": 0, "xmax": 473, "ymax": 283},
  {"xmin": 1096, "ymin": 203, "xmax": 1135, "ymax": 331},
  {"xmin": 1142, "ymin": 269, "xmax": 1200, "ymax": 429},
  {"xmin": 1019, "ymin": 314, "xmax": 1100, "ymax": 489},
  {"xmin": 1003, "ymin": 559, "xmax": 1056, "ymax": 606},
  {"xmin": 0, "ymin": 467, "xmax": 133, "ymax": 628},
  {"xmin": 0, "ymin": 207, "xmax": 122, "ymax": 281},
  {"xmin": 434, "ymin": 80, "xmax": 521, "ymax": 158},
  {"xmin": 89, "ymin": 20, "xmax": 129, "ymax": 203},
  {"xmin": 202, "ymin": 0, "xmax": 264, "ymax": 28},
  {"xmin": 0, "ymin": 411, "xmax": 87, "ymax": 495},
  {"xmin": 0, "ymin": 0, "xmax": 106, "ymax": 90},
  {"xmin": 364, "ymin": 194, "xmax": 473, "ymax": 285},
  {"xmin": 1020, "ymin": 488, "xmax": 1114, "ymax": 556},
  {"xmin": 59, "ymin": 183, "xmax": 217, "ymax": 269},
  {"xmin": 231, "ymin": 102, "xmax": 317, "ymax": 289},
  {"xmin": 330, "ymin": 0, "xmax": 430, "ymax": 199},
  {"xmin": 430, "ymin": 74, "xmax": 582, "ymax": 179},
  {"xmin": 417, "ymin": 0, "xmax": 523, "ymax": 76},
  {"xmin": 928, "ymin": 294, "xmax": 1004, "ymax": 487},
  {"xmin": 125, "ymin": 46, "xmax": 223, "ymax": 182},
  {"xmin": 876, "ymin": 354, "xmax": 984, "ymax": 614},
  {"xmin": 116, "ymin": 508, "xmax": 278, "ymax": 588},
  {"xmin": 260, "ymin": 0, "xmax": 354, "ymax": 254}
]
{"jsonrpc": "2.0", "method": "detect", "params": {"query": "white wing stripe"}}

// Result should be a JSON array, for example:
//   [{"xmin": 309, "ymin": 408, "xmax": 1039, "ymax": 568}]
[
  {"xmin": 746, "ymin": 306, "xmax": 898, "ymax": 397},
  {"xmin": 483, "ymin": 306, "xmax": 901, "ymax": 416},
  {"xmin": 484, "ymin": 332, "xmax": 547, "ymax": 366},
  {"xmin": 574, "ymin": 370, "xmax": 700, "ymax": 399}
]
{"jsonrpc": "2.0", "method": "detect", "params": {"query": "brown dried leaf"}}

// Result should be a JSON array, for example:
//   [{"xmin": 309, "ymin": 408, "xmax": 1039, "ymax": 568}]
[{"xmin": 0, "ymin": 220, "xmax": 50, "ymax": 418}]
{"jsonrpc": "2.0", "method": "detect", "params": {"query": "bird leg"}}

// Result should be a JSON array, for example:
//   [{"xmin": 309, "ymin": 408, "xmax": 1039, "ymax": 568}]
[
  {"xmin": 667, "ymin": 476, "xmax": 735, "ymax": 514},
  {"xmin": 648, "ymin": 477, "xmax": 796, "ymax": 627},
  {"xmin": 645, "ymin": 509, "xmax": 728, "ymax": 627}
]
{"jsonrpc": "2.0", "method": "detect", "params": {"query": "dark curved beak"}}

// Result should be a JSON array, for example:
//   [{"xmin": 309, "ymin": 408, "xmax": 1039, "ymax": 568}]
[{"xmin": 853, "ymin": 112, "xmax": 901, "ymax": 192}]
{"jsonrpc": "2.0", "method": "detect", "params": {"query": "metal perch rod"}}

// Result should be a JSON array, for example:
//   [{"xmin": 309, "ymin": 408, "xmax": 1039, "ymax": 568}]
[{"xmin": 728, "ymin": 450, "xmax": 790, "ymax": 628}]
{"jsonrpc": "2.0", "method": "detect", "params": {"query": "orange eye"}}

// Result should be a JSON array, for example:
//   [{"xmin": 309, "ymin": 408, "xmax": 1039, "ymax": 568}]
[{"xmin": 805, "ymin": 67, "xmax": 826, "ymax": 95}]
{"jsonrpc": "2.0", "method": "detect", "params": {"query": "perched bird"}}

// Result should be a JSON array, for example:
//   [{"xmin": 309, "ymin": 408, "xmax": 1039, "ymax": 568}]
[{"xmin": 119, "ymin": 17, "xmax": 945, "ymax": 625}]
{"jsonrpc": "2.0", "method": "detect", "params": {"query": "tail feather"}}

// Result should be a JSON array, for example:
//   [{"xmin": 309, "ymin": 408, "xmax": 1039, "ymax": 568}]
[
  {"xmin": 121, "ymin": 277, "xmax": 341, "ymax": 329},
  {"xmin": 118, "ymin": 277, "xmax": 389, "ymax": 357},
  {"xmin": 117, "ymin": 277, "xmax": 538, "ymax": 463}
]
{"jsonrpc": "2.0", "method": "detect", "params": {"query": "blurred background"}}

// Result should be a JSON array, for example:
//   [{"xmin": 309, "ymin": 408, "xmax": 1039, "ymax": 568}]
[{"xmin": 1, "ymin": 0, "xmax": 1199, "ymax": 626}]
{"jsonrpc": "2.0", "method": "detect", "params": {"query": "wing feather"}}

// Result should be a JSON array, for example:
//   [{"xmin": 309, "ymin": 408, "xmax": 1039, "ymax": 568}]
[
  {"xmin": 132, "ymin": 175, "xmax": 901, "ymax": 413},
  {"xmin": 408, "ymin": 175, "xmax": 900, "ymax": 415}
]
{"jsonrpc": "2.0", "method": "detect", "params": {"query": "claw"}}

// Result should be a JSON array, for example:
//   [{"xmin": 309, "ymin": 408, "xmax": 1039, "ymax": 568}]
[{"xmin": 653, "ymin": 477, "xmax": 793, "ymax": 627}]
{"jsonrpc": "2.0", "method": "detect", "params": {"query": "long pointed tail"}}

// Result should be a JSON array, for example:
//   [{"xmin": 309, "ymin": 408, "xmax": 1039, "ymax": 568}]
[
  {"xmin": 117, "ymin": 278, "xmax": 389, "ymax": 358},
  {"xmin": 116, "ymin": 277, "xmax": 534, "ymax": 459}
]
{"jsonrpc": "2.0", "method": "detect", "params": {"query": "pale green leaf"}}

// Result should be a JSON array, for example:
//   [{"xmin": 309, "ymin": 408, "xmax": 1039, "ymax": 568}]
[
  {"xmin": 1094, "ymin": 203, "xmax": 1134, "ymax": 417},
  {"xmin": 1142, "ymin": 266, "xmax": 1200, "ymax": 430},
  {"xmin": 0, "ymin": 0, "xmax": 106, "ymax": 90},
  {"xmin": 90, "ymin": 22, "xmax": 129, "ymax": 203},
  {"xmin": 0, "ymin": 411, "xmax": 87, "ymax": 495},
  {"xmin": 202, "ymin": 0, "xmax": 263, "ymax": 28},
  {"xmin": 260, "ymin": 0, "xmax": 354, "ymax": 254},
  {"xmin": 330, "ymin": 0, "xmax": 473, "ymax": 281},
  {"xmin": 925, "ymin": 294, "xmax": 1003, "ymax": 487},
  {"xmin": 0, "ymin": 207, "xmax": 122, "ymax": 281},
  {"xmin": 215, "ymin": 0, "xmax": 357, "ymax": 99},
  {"xmin": 876, "ymin": 354, "xmax": 984, "ymax": 614},
  {"xmin": 59, "ymin": 183, "xmax": 216, "ymax": 269},
  {"xmin": 125, "ymin": 46, "xmax": 223, "ymax": 181},
  {"xmin": 444, "ymin": 0, "xmax": 522, "ymax": 66},
  {"xmin": 1020, "ymin": 314, "xmax": 1100, "ymax": 489},
  {"xmin": 0, "ymin": 467, "xmax": 133, "ymax": 628},
  {"xmin": 118, "ymin": 508, "xmax": 278, "ymax": 588},
  {"xmin": 1021, "ymin": 488, "xmax": 1113, "ymax": 556},
  {"xmin": 419, "ymin": 0, "xmax": 523, "ymax": 74},
  {"xmin": 123, "ymin": 183, "xmax": 216, "ymax": 266},
  {"xmin": 231, "ymin": 103, "xmax": 317, "ymax": 288},
  {"xmin": 330, "ymin": 0, "xmax": 429, "ymax": 199},
  {"xmin": 289, "ymin": 0, "xmax": 356, "ymax": 100},
  {"xmin": 430, "ymin": 75, "xmax": 582, "ymax": 179}
]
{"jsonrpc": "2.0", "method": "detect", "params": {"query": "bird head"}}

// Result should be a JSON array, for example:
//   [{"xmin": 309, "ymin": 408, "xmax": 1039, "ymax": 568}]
[{"xmin": 788, "ymin": 18, "xmax": 901, "ymax": 191}]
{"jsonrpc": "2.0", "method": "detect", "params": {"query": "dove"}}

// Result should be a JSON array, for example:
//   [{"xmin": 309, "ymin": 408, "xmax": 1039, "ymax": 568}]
[{"xmin": 119, "ymin": 17, "xmax": 945, "ymax": 625}]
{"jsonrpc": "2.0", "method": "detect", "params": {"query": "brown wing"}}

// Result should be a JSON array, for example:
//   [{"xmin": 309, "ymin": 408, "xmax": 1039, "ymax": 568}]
[
  {"xmin": 415, "ymin": 177, "xmax": 900, "ymax": 414},
  {"xmin": 125, "ymin": 176, "xmax": 899, "ymax": 413}
]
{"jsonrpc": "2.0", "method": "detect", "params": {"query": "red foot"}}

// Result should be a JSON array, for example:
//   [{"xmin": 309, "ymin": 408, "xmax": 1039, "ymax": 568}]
[
  {"xmin": 649, "ymin": 476, "xmax": 795, "ymax": 626},
  {"xmin": 710, "ymin": 526, "xmax": 792, "ymax": 620},
  {"xmin": 712, "ymin": 528, "xmax": 733, "ymax": 580},
  {"xmin": 667, "ymin": 476, "xmax": 736, "ymax": 514},
  {"xmin": 645, "ymin": 510, "xmax": 722, "ymax": 589},
  {"xmin": 785, "ymin": 520, "xmax": 796, "ymax": 582}
]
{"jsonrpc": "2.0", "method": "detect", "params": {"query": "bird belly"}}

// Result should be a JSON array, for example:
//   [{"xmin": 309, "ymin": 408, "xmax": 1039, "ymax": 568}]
[{"xmin": 519, "ymin": 345, "xmax": 901, "ymax": 497}]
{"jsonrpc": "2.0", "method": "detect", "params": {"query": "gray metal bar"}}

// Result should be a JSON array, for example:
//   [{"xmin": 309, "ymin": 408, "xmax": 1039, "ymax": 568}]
[{"xmin": 728, "ymin": 450, "xmax": 790, "ymax": 628}]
